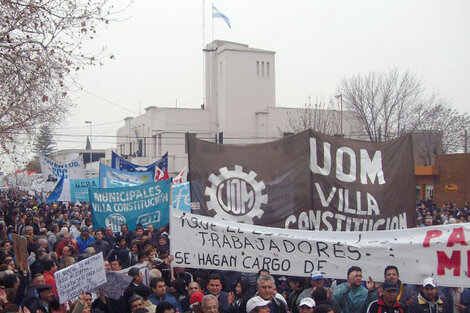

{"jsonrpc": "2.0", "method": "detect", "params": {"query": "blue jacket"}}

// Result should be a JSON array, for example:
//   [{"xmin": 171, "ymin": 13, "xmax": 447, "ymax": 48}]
[{"xmin": 76, "ymin": 235, "xmax": 95, "ymax": 254}]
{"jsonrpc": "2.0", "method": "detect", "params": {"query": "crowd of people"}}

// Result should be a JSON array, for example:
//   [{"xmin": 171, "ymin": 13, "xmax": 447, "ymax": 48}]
[
  {"xmin": 415, "ymin": 200, "xmax": 470, "ymax": 227},
  {"xmin": 0, "ymin": 189, "xmax": 468, "ymax": 313}
]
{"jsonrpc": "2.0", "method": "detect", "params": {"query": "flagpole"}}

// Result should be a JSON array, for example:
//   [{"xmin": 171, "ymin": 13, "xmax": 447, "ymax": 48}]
[
  {"xmin": 202, "ymin": 0, "xmax": 206, "ymax": 109},
  {"xmin": 211, "ymin": 2, "xmax": 214, "ymax": 42}
]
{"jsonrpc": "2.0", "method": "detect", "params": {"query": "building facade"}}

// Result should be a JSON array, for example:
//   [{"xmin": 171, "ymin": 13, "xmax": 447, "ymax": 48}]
[{"xmin": 116, "ymin": 40, "xmax": 361, "ymax": 174}]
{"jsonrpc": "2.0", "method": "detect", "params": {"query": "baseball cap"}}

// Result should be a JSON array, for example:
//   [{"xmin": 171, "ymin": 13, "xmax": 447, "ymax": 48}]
[
  {"xmin": 72, "ymin": 219, "xmax": 81, "ymax": 224},
  {"xmin": 247, "ymin": 296, "xmax": 270, "ymax": 313},
  {"xmin": 299, "ymin": 298, "xmax": 316, "ymax": 308},
  {"xmin": 190, "ymin": 292, "xmax": 205, "ymax": 305},
  {"xmin": 310, "ymin": 271, "xmax": 323, "ymax": 281},
  {"xmin": 80, "ymin": 226, "xmax": 89, "ymax": 232},
  {"xmin": 383, "ymin": 280, "xmax": 398, "ymax": 291},
  {"xmin": 423, "ymin": 277, "xmax": 437, "ymax": 288}
]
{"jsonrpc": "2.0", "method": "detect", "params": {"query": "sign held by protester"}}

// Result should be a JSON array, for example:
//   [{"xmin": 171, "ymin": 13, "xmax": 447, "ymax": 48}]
[
  {"xmin": 11, "ymin": 234, "xmax": 28, "ymax": 273},
  {"xmin": 99, "ymin": 163, "xmax": 154, "ymax": 188},
  {"xmin": 91, "ymin": 271, "xmax": 133, "ymax": 300},
  {"xmin": 189, "ymin": 130, "xmax": 414, "ymax": 231},
  {"xmin": 170, "ymin": 209, "xmax": 470, "ymax": 287},
  {"xmin": 90, "ymin": 180, "xmax": 171, "ymax": 232},
  {"xmin": 54, "ymin": 252, "xmax": 106, "ymax": 304}
]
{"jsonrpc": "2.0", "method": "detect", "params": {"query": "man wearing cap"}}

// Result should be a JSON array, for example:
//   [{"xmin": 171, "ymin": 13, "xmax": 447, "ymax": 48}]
[
  {"xmin": 26, "ymin": 285, "xmax": 54, "ymax": 313},
  {"xmin": 366, "ymin": 280, "xmax": 405, "ymax": 313},
  {"xmin": 190, "ymin": 291, "xmax": 205, "ymax": 313},
  {"xmin": 384, "ymin": 265, "xmax": 417, "ymax": 307},
  {"xmin": 333, "ymin": 266, "xmax": 377, "ymax": 313},
  {"xmin": 247, "ymin": 296, "xmax": 271, "ymax": 313},
  {"xmin": 255, "ymin": 275, "xmax": 288, "ymax": 313},
  {"xmin": 408, "ymin": 278, "xmax": 444, "ymax": 313},
  {"xmin": 77, "ymin": 225, "xmax": 95, "ymax": 254},
  {"xmin": 21, "ymin": 272, "xmax": 45, "ymax": 308},
  {"xmin": 298, "ymin": 298, "xmax": 316, "ymax": 313},
  {"xmin": 297, "ymin": 271, "xmax": 328, "ymax": 306},
  {"xmin": 70, "ymin": 219, "xmax": 81, "ymax": 239}
]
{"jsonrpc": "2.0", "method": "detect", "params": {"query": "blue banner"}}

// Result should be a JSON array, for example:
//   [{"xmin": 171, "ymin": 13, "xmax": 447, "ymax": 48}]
[
  {"xmin": 90, "ymin": 180, "xmax": 171, "ymax": 232},
  {"xmin": 99, "ymin": 163, "xmax": 154, "ymax": 188},
  {"xmin": 172, "ymin": 182, "xmax": 191, "ymax": 212},
  {"xmin": 70, "ymin": 178, "xmax": 99, "ymax": 201},
  {"xmin": 111, "ymin": 152, "xmax": 168, "ymax": 178},
  {"xmin": 46, "ymin": 176, "xmax": 64, "ymax": 204}
]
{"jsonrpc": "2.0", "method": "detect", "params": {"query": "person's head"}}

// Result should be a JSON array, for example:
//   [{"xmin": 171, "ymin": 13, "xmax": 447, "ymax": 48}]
[
  {"xmin": 247, "ymin": 296, "xmax": 270, "ymax": 313},
  {"xmin": 309, "ymin": 270, "xmax": 324, "ymax": 288},
  {"xmin": 257, "ymin": 275, "xmax": 275, "ymax": 301},
  {"xmin": 150, "ymin": 277, "xmax": 167, "ymax": 297},
  {"xmin": 80, "ymin": 226, "xmax": 89, "ymax": 237},
  {"xmin": 202, "ymin": 294, "xmax": 219, "ymax": 313},
  {"xmin": 131, "ymin": 243, "xmax": 140, "ymax": 254},
  {"xmin": 2, "ymin": 241, "xmax": 11, "ymax": 251},
  {"xmin": 63, "ymin": 233, "xmax": 71, "ymax": 244},
  {"xmin": 135, "ymin": 228, "xmax": 143, "ymax": 237},
  {"xmin": 347, "ymin": 266, "xmax": 362, "ymax": 287},
  {"xmin": 235, "ymin": 278, "xmax": 251, "ymax": 297},
  {"xmin": 104, "ymin": 260, "xmax": 110, "ymax": 271},
  {"xmin": 118, "ymin": 237, "xmax": 127, "ymax": 248},
  {"xmin": 95, "ymin": 229, "xmax": 104, "ymax": 240},
  {"xmin": 298, "ymin": 298, "xmax": 316, "ymax": 313},
  {"xmin": 207, "ymin": 274, "xmax": 223, "ymax": 296},
  {"xmin": 110, "ymin": 259, "xmax": 122, "ymax": 271},
  {"xmin": 156, "ymin": 302, "xmax": 176, "ymax": 313},
  {"xmin": 257, "ymin": 269, "xmax": 270, "ymax": 277},
  {"xmin": 106, "ymin": 226, "xmax": 114, "ymax": 236},
  {"xmin": 421, "ymin": 277, "xmax": 438, "ymax": 302},
  {"xmin": 121, "ymin": 224, "xmax": 129, "ymax": 233},
  {"xmin": 37, "ymin": 285, "xmax": 54, "ymax": 303},
  {"xmin": 32, "ymin": 273, "xmax": 45, "ymax": 287},
  {"xmin": 62, "ymin": 245, "xmax": 73, "ymax": 257},
  {"xmin": 129, "ymin": 267, "xmax": 143, "ymax": 285},
  {"xmin": 84, "ymin": 292, "xmax": 93, "ymax": 308},
  {"xmin": 384, "ymin": 265, "xmax": 399, "ymax": 283},
  {"xmin": 190, "ymin": 292, "xmax": 205, "ymax": 313},
  {"xmin": 381, "ymin": 280, "xmax": 398, "ymax": 305},
  {"xmin": 188, "ymin": 281, "xmax": 201, "ymax": 297},
  {"xmin": 311, "ymin": 287, "xmax": 328, "ymax": 303},
  {"xmin": 43, "ymin": 260, "xmax": 58, "ymax": 273},
  {"xmin": 128, "ymin": 295, "xmax": 145, "ymax": 313}
]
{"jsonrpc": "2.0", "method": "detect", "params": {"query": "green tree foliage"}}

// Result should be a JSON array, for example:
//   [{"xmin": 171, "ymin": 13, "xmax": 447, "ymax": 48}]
[{"xmin": 33, "ymin": 124, "xmax": 55, "ymax": 158}]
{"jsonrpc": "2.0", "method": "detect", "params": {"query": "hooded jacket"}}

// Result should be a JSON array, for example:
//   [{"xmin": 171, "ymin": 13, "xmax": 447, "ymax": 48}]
[{"xmin": 408, "ymin": 292, "xmax": 444, "ymax": 313}]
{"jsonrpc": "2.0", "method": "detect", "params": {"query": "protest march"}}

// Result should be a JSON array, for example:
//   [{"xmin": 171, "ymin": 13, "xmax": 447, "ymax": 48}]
[{"xmin": 1, "ymin": 132, "xmax": 469, "ymax": 313}]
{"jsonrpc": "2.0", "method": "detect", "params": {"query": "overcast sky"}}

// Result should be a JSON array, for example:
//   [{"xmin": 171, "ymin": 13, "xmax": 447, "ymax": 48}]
[{"xmin": 58, "ymin": 0, "xmax": 470, "ymax": 151}]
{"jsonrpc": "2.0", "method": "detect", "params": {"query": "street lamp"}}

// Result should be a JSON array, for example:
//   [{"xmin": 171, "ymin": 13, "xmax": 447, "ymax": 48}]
[
  {"xmin": 85, "ymin": 121, "xmax": 92, "ymax": 166},
  {"xmin": 335, "ymin": 94, "xmax": 343, "ymax": 136}
]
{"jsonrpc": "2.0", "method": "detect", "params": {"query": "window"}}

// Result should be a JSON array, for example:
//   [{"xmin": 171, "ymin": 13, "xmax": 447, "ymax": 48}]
[
  {"xmin": 267, "ymin": 62, "xmax": 270, "ymax": 78},
  {"xmin": 256, "ymin": 61, "xmax": 260, "ymax": 77},
  {"xmin": 262, "ymin": 62, "xmax": 265, "ymax": 77}
]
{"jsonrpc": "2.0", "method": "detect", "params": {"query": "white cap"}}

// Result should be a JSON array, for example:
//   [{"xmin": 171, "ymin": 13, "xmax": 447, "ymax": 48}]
[
  {"xmin": 247, "ymin": 296, "xmax": 270, "ymax": 313},
  {"xmin": 423, "ymin": 277, "xmax": 437, "ymax": 288},
  {"xmin": 299, "ymin": 298, "xmax": 316, "ymax": 308},
  {"xmin": 310, "ymin": 270, "xmax": 323, "ymax": 281}
]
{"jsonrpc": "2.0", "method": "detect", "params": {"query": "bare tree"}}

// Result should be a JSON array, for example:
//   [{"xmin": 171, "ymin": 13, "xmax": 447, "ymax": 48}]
[
  {"xmin": 338, "ymin": 68, "xmax": 469, "ymax": 163},
  {"xmin": 0, "ymin": 0, "xmax": 121, "ymax": 163},
  {"xmin": 285, "ymin": 96, "xmax": 342, "ymax": 135}
]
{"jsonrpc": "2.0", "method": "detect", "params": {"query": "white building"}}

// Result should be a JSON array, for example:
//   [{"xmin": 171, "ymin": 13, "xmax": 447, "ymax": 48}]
[{"xmin": 116, "ymin": 40, "xmax": 361, "ymax": 174}]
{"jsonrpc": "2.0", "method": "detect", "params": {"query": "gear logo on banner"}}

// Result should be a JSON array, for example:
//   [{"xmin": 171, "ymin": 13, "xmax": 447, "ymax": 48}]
[{"xmin": 205, "ymin": 165, "xmax": 268, "ymax": 223}]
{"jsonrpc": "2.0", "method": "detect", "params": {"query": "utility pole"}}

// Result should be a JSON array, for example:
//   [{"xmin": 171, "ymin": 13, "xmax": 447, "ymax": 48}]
[{"xmin": 465, "ymin": 129, "xmax": 468, "ymax": 153}]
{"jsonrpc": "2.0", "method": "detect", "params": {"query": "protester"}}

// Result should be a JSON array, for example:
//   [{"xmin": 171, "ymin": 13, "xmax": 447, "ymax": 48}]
[
  {"xmin": 408, "ymin": 278, "xmax": 445, "ymax": 313},
  {"xmin": 254, "ymin": 275, "xmax": 288, "ymax": 313},
  {"xmin": 246, "ymin": 296, "xmax": 270, "ymax": 313},
  {"xmin": 333, "ymin": 266, "xmax": 377, "ymax": 313},
  {"xmin": 298, "ymin": 298, "xmax": 315, "ymax": 313},
  {"xmin": 366, "ymin": 280, "xmax": 406, "ymax": 313},
  {"xmin": 202, "ymin": 294, "xmax": 220, "ymax": 313}
]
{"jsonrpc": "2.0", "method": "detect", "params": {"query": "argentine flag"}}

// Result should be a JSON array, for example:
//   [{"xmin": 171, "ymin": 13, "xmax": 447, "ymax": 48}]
[{"xmin": 212, "ymin": 4, "xmax": 231, "ymax": 29}]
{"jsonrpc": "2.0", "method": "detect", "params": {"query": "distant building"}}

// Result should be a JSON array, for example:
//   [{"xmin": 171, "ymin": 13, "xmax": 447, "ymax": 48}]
[{"xmin": 116, "ymin": 40, "xmax": 361, "ymax": 174}]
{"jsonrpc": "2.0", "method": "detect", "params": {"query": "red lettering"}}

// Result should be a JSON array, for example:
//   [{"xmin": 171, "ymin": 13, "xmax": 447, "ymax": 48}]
[
  {"xmin": 446, "ymin": 227, "xmax": 468, "ymax": 247},
  {"xmin": 468, "ymin": 251, "xmax": 470, "ymax": 278},
  {"xmin": 423, "ymin": 230, "xmax": 443, "ymax": 247},
  {"xmin": 437, "ymin": 250, "xmax": 461, "ymax": 276}
]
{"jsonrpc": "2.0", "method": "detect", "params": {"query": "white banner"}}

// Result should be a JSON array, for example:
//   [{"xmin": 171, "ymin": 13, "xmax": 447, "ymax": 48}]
[
  {"xmin": 39, "ymin": 154, "xmax": 86, "ymax": 200},
  {"xmin": 170, "ymin": 210, "xmax": 470, "ymax": 287},
  {"xmin": 54, "ymin": 252, "xmax": 107, "ymax": 304}
]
